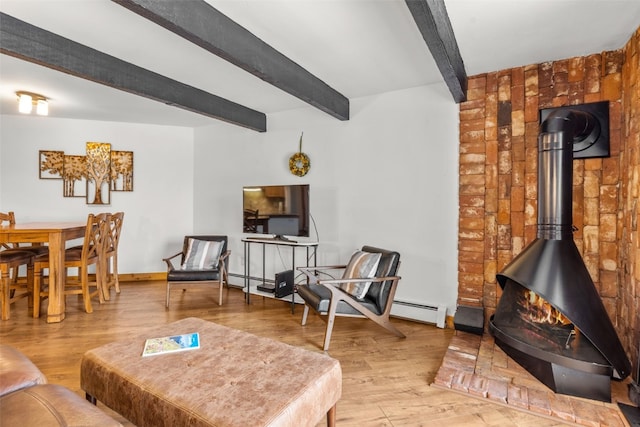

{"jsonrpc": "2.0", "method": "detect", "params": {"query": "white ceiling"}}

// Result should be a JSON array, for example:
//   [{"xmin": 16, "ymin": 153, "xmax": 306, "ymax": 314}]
[{"xmin": 1, "ymin": 0, "xmax": 639, "ymax": 129}]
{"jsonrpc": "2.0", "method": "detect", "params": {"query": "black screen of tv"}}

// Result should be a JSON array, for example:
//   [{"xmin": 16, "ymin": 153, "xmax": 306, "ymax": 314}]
[{"xmin": 243, "ymin": 184, "xmax": 309, "ymax": 238}]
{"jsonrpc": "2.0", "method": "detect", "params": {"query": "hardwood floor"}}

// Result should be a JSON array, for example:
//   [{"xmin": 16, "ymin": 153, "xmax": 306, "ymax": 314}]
[{"xmin": 0, "ymin": 281, "xmax": 571, "ymax": 426}]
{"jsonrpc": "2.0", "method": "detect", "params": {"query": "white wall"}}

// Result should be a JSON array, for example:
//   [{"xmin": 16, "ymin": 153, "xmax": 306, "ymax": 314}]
[
  {"xmin": 194, "ymin": 83, "xmax": 460, "ymax": 314},
  {"xmin": 0, "ymin": 116, "xmax": 195, "ymax": 275},
  {"xmin": 0, "ymin": 83, "xmax": 460, "ymax": 315}
]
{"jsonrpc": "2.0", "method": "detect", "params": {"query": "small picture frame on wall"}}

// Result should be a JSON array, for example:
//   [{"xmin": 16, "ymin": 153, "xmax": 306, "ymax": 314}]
[{"xmin": 39, "ymin": 150, "xmax": 65, "ymax": 179}]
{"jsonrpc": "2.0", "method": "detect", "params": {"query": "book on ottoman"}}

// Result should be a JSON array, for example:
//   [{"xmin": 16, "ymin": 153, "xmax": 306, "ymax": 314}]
[{"xmin": 142, "ymin": 332, "xmax": 200, "ymax": 357}]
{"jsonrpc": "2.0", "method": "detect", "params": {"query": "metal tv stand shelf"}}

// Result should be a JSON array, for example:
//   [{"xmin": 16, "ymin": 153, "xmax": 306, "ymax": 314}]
[{"xmin": 242, "ymin": 237, "xmax": 318, "ymax": 313}]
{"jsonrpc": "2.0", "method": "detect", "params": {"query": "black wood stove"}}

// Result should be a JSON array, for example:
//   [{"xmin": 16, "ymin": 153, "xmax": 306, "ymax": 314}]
[{"xmin": 489, "ymin": 102, "xmax": 631, "ymax": 402}]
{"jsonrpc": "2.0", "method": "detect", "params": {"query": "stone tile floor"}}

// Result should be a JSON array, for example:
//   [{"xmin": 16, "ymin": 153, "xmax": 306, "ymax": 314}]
[{"xmin": 433, "ymin": 331, "xmax": 635, "ymax": 426}]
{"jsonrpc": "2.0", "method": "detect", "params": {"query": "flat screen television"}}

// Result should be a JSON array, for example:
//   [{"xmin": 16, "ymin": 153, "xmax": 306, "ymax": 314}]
[{"xmin": 243, "ymin": 184, "xmax": 310, "ymax": 240}]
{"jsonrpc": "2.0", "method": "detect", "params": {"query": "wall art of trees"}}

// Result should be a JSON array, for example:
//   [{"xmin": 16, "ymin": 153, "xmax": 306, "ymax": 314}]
[{"xmin": 39, "ymin": 143, "xmax": 133, "ymax": 205}]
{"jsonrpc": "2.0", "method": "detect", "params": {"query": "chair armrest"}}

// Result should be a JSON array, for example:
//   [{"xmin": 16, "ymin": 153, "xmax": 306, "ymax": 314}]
[
  {"xmin": 218, "ymin": 250, "xmax": 231, "ymax": 283},
  {"xmin": 162, "ymin": 252, "xmax": 182, "ymax": 271},
  {"xmin": 298, "ymin": 265, "xmax": 347, "ymax": 283},
  {"xmin": 315, "ymin": 275, "xmax": 402, "ymax": 318},
  {"xmin": 219, "ymin": 250, "xmax": 231, "ymax": 263},
  {"xmin": 315, "ymin": 275, "xmax": 401, "ymax": 286}
]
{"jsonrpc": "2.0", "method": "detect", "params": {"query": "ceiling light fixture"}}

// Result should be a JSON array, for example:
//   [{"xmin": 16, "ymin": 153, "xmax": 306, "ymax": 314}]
[{"xmin": 16, "ymin": 91, "xmax": 49, "ymax": 116}]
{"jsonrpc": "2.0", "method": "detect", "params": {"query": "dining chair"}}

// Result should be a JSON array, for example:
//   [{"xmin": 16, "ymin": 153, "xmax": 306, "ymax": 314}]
[
  {"xmin": 0, "ymin": 212, "xmax": 49, "ymax": 256},
  {"xmin": 0, "ymin": 212, "xmax": 48, "ymax": 287},
  {"xmin": 0, "ymin": 251, "xmax": 34, "ymax": 320},
  {"xmin": 101, "ymin": 212, "xmax": 124, "ymax": 300},
  {"xmin": 32, "ymin": 213, "xmax": 110, "ymax": 318}
]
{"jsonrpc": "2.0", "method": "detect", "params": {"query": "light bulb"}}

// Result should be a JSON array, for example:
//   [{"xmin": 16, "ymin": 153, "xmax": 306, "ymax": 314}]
[
  {"xmin": 36, "ymin": 99, "xmax": 48, "ymax": 116},
  {"xmin": 18, "ymin": 94, "xmax": 33, "ymax": 114}
]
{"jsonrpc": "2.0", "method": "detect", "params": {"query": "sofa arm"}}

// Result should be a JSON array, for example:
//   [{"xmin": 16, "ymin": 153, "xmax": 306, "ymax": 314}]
[
  {"xmin": 0, "ymin": 384, "xmax": 122, "ymax": 426},
  {"xmin": 0, "ymin": 344, "xmax": 47, "ymax": 397}
]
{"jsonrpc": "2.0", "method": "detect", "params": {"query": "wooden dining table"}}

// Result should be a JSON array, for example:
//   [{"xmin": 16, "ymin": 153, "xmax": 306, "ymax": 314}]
[{"xmin": 0, "ymin": 221, "xmax": 87, "ymax": 323}]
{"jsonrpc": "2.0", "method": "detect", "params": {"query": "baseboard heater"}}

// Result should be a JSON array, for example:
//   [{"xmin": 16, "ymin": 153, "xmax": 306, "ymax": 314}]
[{"xmin": 391, "ymin": 300, "xmax": 446, "ymax": 328}]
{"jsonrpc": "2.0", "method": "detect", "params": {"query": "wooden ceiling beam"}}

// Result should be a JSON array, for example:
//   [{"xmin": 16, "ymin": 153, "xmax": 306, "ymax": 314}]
[
  {"xmin": 0, "ymin": 12, "xmax": 267, "ymax": 132},
  {"xmin": 113, "ymin": 0, "xmax": 350, "ymax": 121},
  {"xmin": 405, "ymin": 0, "xmax": 467, "ymax": 103}
]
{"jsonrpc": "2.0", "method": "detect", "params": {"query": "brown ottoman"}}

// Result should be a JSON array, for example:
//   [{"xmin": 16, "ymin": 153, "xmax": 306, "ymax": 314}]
[{"xmin": 81, "ymin": 317, "xmax": 342, "ymax": 427}]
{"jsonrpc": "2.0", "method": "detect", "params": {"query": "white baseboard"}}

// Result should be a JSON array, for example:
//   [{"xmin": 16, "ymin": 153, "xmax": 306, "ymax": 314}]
[{"xmin": 391, "ymin": 300, "xmax": 447, "ymax": 328}]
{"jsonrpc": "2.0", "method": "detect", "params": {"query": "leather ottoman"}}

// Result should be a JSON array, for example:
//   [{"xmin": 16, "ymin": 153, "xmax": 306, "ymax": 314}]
[{"xmin": 81, "ymin": 317, "xmax": 342, "ymax": 427}]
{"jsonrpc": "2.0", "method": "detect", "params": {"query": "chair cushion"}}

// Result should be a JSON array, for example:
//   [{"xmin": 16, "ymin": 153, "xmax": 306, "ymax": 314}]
[
  {"xmin": 339, "ymin": 250, "xmax": 381, "ymax": 299},
  {"xmin": 297, "ymin": 283, "xmax": 381, "ymax": 316},
  {"xmin": 168, "ymin": 269, "xmax": 221, "ymax": 282},
  {"xmin": 0, "ymin": 250, "xmax": 34, "ymax": 265},
  {"xmin": 181, "ymin": 238, "xmax": 223, "ymax": 270}
]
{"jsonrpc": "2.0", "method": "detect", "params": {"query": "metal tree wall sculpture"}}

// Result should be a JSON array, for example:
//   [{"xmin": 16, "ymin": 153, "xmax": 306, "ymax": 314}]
[
  {"xmin": 39, "ymin": 142, "xmax": 133, "ymax": 205},
  {"xmin": 63, "ymin": 155, "xmax": 87, "ymax": 198},
  {"xmin": 86, "ymin": 142, "xmax": 111, "ymax": 205}
]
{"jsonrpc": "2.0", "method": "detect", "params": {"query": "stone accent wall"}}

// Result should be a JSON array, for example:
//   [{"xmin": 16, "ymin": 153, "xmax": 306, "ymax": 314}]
[
  {"xmin": 457, "ymin": 27, "xmax": 639, "ymax": 371},
  {"xmin": 620, "ymin": 27, "xmax": 640, "ymax": 377}
]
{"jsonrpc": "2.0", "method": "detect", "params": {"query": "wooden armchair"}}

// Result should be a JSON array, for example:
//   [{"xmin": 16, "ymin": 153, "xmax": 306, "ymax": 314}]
[
  {"xmin": 297, "ymin": 246, "xmax": 405, "ymax": 351},
  {"xmin": 163, "ymin": 235, "xmax": 230, "ymax": 308}
]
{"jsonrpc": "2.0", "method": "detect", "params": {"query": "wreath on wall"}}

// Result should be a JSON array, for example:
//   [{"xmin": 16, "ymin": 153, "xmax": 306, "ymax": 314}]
[{"xmin": 289, "ymin": 132, "xmax": 310, "ymax": 177}]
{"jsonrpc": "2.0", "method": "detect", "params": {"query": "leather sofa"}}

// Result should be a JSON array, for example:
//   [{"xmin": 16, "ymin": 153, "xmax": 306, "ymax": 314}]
[{"xmin": 0, "ymin": 344, "xmax": 122, "ymax": 426}]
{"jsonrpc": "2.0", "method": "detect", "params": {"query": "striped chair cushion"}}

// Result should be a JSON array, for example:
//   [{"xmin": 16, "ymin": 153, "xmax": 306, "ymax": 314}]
[
  {"xmin": 339, "ymin": 250, "xmax": 381, "ymax": 300},
  {"xmin": 181, "ymin": 239, "xmax": 223, "ymax": 270}
]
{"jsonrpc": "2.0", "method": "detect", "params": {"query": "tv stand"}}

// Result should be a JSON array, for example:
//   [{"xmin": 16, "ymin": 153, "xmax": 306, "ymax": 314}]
[
  {"xmin": 245, "ymin": 235, "xmax": 297, "ymax": 243},
  {"xmin": 243, "ymin": 236, "xmax": 298, "ymax": 243},
  {"xmin": 242, "ymin": 238, "xmax": 318, "ymax": 313}
]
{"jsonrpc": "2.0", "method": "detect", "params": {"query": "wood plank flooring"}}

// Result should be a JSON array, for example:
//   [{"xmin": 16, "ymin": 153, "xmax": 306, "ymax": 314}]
[{"xmin": 0, "ymin": 281, "xmax": 573, "ymax": 426}]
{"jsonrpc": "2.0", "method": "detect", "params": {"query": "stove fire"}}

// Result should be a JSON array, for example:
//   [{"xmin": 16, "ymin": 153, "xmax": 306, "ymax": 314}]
[
  {"xmin": 489, "ymin": 102, "xmax": 631, "ymax": 402},
  {"xmin": 520, "ymin": 290, "xmax": 571, "ymax": 327}
]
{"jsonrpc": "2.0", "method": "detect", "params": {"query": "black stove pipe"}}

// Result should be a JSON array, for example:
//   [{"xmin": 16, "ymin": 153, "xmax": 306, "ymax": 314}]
[{"xmin": 537, "ymin": 110, "xmax": 599, "ymax": 240}]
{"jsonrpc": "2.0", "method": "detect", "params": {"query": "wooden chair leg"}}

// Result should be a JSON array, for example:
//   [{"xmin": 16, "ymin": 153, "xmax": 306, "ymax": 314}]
[
  {"xmin": 301, "ymin": 305, "xmax": 310, "ymax": 325},
  {"xmin": 97, "ymin": 260, "xmax": 107, "ymax": 303},
  {"xmin": 165, "ymin": 282, "xmax": 171, "ymax": 308},
  {"xmin": 99, "ymin": 259, "xmax": 109, "ymax": 302},
  {"xmin": 26, "ymin": 264, "xmax": 34, "ymax": 310},
  {"xmin": 80, "ymin": 268, "xmax": 93, "ymax": 314},
  {"xmin": 322, "ymin": 297, "xmax": 341, "ymax": 351},
  {"xmin": 112, "ymin": 255, "xmax": 120, "ymax": 294},
  {"xmin": 323, "ymin": 315, "xmax": 336, "ymax": 351},
  {"xmin": 33, "ymin": 268, "xmax": 42, "ymax": 319},
  {"xmin": 1, "ymin": 269, "xmax": 9, "ymax": 320},
  {"xmin": 218, "ymin": 280, "xmax": 223, "ymax": 306}
]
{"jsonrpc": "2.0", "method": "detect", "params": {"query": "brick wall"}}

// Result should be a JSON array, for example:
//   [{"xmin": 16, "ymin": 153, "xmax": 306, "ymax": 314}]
[
  {"xmin": 458, "ymin": 26, "xmax": 639, "ymax": 372},
  {"xmin": 619, "ymin": 27, "xmax": 640, "ymax": 377}
]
